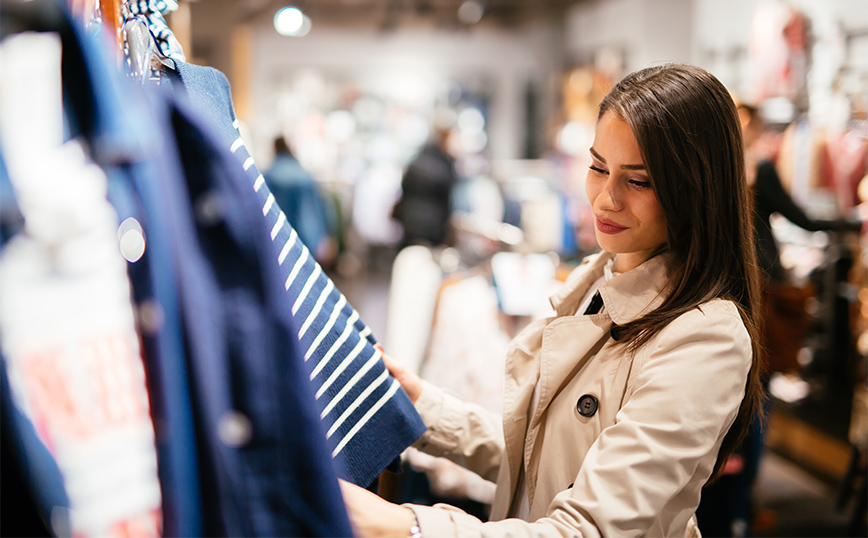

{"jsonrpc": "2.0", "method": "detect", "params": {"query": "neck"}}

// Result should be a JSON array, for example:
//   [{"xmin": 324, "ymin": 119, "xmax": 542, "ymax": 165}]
[{"xmin": 614, "ymin": 253, "xmax": 646, "ymax": 273}]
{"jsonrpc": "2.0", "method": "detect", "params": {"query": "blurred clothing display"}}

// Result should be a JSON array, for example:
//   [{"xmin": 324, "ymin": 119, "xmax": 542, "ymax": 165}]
[
  {"xmin": 264, "ymin": 138, "xmax": 336, "ymax": 265},
  {"xmin": 0, "ymin": 37, "xmax": 163, "ymax": 533},
  {"xmin": 384, "ymin": 245, "xmax": 442, "ymax": 375},
  {"xmin": 754, "ymin": 159, "xmax": 853, "ymax": 282},
  {"xmin": 392, "ymin": 133, "xmax": 458, "ymax": 248},
  {"xmin": 748, "ymin": 2, "xmax": 808, "ymax": 107},
  {"xmin": 777, "ymin": 120, "xmax": 868, "ymax": 214},
  {"xmin": 0, "ymin": 21, "xmax": 193, "ymax": 537},
  {"xmin": 386, "ymin": 246, "xmax": 560, "ymax": 511}
]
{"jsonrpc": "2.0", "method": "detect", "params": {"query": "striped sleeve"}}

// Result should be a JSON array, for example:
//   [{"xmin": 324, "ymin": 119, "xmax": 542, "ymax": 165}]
[{"xmin": 229, "ymin": 131, "xmax": 426, "ymax": 486}]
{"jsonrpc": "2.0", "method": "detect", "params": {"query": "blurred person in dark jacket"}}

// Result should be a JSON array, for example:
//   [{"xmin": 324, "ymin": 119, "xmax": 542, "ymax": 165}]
[
  {"xmin": 264, "ymin": 136, "xmax": 336, "ymax": 266},
  {"xmin": 739, "ymin": 104, "xmax": 859, "ymax": 283},
  {"xmin": 392, "ymin": 125, "xmax": 458, "ymax": 250}
]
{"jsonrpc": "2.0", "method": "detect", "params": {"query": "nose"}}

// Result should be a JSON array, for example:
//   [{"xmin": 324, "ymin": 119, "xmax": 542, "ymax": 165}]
[{"xmin": 596, "ymin": 177, "xmax": 622, "ymax": 212}]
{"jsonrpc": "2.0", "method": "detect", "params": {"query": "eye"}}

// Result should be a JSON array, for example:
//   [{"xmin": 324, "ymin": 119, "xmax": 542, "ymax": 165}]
[
  {"xmin": 589, "ymin": 165, "xmax": 608, "ymax": 176},
  {"xmin": 628, "ymin": 178, "xmax": 652, "ymax": 189}
]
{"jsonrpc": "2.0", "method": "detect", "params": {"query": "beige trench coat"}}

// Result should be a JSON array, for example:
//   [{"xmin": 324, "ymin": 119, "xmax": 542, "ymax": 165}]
[{"xmin": 407, "ymin": 251, "xmax": 752, "ymax": 537}]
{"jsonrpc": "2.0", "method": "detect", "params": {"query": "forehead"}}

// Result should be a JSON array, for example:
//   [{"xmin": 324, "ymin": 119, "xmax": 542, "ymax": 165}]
[{"xmin": 593, "ymin": 111, "xmax": 643, "ymax": 163}]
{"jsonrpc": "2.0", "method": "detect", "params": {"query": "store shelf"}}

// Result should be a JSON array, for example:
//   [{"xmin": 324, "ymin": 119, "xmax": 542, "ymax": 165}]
[{"xmin": 765, "ymin": 406, "xmax": 853, "ymax": 482}]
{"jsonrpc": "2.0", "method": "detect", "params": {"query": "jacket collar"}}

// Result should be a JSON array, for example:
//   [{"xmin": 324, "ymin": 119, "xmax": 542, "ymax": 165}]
[{"xmin": 550, "ymin": 251, "xmax": 671, "ymax": 325}]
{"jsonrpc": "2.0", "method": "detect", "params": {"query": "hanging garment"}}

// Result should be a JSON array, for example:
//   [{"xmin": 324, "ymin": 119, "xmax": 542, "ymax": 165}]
[
  {"xmin": 53, "ymin": 11, "xmax": 203, "ymax": 534},
  {"xmin": 0, "ymin": 32, "xmax": 162, "ymax": 537},
  {"xmin": 168, "ymin": 59, "xmax": 427, "ymax": 488},
  {"xmin": 0, "ymin": 157, "xmax": 68, "ymax": 538},
  {"xmin": 0, "ymin": 4, "xmax": 353, "ymax": 535},
  {"xmin": 385, "ymin": 245, "xmax": 442, "ymax": 375},
  {"xmin": 0, "ymin": 157, "xmax": 23, "ymax": 247},
  {"xmin": 158, "ymin": 91, "xmax": 353, "ymax": 537},
  {"xmin": 1, "ymin": 355, "xmax": 69, "ymax": 537},
  {"xmin": 121, "ymin": 0, "xmax": 185, "ymax": 60}
]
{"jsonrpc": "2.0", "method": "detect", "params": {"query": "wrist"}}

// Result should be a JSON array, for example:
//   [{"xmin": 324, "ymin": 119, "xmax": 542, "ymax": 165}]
[{"xmin": 407, "ymin": 510, "xmax": 422, "ymax": 538}]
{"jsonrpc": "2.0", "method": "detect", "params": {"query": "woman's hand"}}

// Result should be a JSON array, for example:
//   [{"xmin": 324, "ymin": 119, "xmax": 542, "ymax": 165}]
[
  {"xmin": 340, "ymin": 479, "xmax": 416, "ymax": 538},
  {"xmin": 379, "ymin": 347, "xmax": 423, "ymax": 404}
]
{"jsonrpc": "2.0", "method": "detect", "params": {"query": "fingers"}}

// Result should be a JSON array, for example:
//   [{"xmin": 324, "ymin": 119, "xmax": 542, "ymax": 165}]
[
  {"xmin": 376, "ymin": 346, "xmax": 422, "ymax": 404},
  {"xmin": 380, "ymin": 351, "xmax": 404, "ymax": 377},
  {"xmin": 339, "ymin": 478, "xmax": 416, "ymax": 538}
]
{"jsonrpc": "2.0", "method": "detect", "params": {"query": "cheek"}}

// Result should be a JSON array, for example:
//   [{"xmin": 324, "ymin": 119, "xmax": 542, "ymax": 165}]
[
  {"xmin": 585, "ymin": 176, "xmax": 600, "ymax": 205},
  {"xmin": 644, "ymin": 200, "xmax": 668, "ymax": 241}
]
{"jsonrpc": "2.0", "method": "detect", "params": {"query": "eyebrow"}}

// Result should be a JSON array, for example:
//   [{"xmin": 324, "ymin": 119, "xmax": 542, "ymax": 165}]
[{"xmin": 589, "ymin": 147, "xmax": 646, "ymax": 171}]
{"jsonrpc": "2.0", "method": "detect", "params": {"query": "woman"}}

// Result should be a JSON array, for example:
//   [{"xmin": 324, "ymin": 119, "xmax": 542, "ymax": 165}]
[{"xmin": 342, "ymin": 63, "xmax": 764, "ymax": 537}]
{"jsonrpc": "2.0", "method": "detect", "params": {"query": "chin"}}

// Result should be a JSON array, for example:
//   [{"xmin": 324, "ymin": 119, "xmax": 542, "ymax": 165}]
[{"xmin": 594, "ymin": 237, "xmax": 622, "ymax": 254}]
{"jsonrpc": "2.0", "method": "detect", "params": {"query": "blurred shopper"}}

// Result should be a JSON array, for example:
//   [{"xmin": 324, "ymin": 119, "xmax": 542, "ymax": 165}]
[
  {"xmin": 739, "ymin": 104, "xmax": 859, "ymax": 284},
  {"xmin": 340, "ymin": 64, "xmax": 764, "ymax": 538},
  {"xmin": 696, "ymin": 103, "xmax": 861, "ymax": 537},
  {"xmin": 391, "ymin": 125, "xmax": 458, "ymax": 250},
  {"xmin": 264, "ymin": 136, "xmax": 336, "ymax": 266}
]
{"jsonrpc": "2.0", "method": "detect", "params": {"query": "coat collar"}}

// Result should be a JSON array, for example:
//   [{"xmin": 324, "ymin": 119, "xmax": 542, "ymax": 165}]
[{"xmin": 550, "ymin": 251, "xmax": 671, "ymax": 325}]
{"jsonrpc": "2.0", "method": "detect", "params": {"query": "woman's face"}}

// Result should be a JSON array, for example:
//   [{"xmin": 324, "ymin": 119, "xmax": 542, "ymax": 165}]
[{"xmin": 586, "ymin": 111, "xmax": 668, "ymax": 273}]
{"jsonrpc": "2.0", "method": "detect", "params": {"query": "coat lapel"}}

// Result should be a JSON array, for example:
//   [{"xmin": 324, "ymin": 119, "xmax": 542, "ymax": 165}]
[
  {"xmin": 491, "ymin": 251, "xmax": 673, "ymax": 519},
  {"xmin": 523, "ymin": 314, "xmax": 612, "ymax": 506},
  {"xmin": 491, "ymin": 316, "xmax": 546, "ymax": 520}
]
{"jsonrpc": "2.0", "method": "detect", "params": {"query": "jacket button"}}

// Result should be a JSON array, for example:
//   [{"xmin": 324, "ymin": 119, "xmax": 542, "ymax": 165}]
[
  {"xmin": 118, "ymin": 217, "xmax": 146, "ymax": 263},
  {"xmin": 218, "ymin": 410, "xmax": 252, "ymax": 447},
  {"xmin": 576, "ymin": 394, "xmax": 598, "ymax": 417},
  {"xmin": 194, "ymin": 191, "xmax": 225, "ymax": 226},
  {"xmin": 137, "ymin": 299, "xmax": 164, "ymax": 335}
]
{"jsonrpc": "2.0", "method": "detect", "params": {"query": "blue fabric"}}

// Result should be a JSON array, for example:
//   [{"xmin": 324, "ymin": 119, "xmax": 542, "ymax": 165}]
[
  {"xmin": 0, "ymin": 156, "xmax": 24, "ymax": 248},
  {"xmin": 163, "ymin": 93, "xmax": 353, "ymax": 536},
  {"xmin": 58, "ymin": 15, "xmax": 203, "ymax": 536},
  {"xmin": 39, "ymin": 10, "xmax": 352, "ymax": 536},
  {"xmin": 560, "ymin": 192, "xmax": 578, "ymax": 256},
  {"xmin": 0, "ymin": 355, "xmax": 70, "ymax": 536},
  {"xmin": 170, "ymin": 60, "xmax": 427, "ymax": 488}
]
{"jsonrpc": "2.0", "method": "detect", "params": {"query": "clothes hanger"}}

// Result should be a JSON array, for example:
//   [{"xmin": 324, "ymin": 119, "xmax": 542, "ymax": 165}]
[
  {"xmin": 120, "ymin": 1, "xmax": 173, "ymax": 85},
  {"xmin": 122, "ymin": 14, "xmax": 153, "ymax": 84}
]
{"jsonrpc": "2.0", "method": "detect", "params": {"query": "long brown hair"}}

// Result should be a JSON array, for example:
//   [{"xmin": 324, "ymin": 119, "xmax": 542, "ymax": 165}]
[{"xmin": 598, "ymin": 64, "xmax": 765, "ymax": 480}]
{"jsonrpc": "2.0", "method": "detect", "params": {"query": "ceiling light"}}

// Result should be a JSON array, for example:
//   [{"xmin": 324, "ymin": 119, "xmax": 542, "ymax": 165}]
[
  {"xmin": 457, "ymin": 0, "xmax": 484, "ymax": 25},
  {"xmin": 274, "ymin": 7, "xmax": 311, "ymax": 37}
]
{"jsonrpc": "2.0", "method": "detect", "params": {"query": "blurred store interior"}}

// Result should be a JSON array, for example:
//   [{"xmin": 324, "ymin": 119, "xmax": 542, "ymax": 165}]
[
  {"xmin": 183, "ymin": 1, "xmax": 868, "ymax": 535},
  {"xmin": 2, "ymin": 0, "xmax": 868, "ymax": 536}
]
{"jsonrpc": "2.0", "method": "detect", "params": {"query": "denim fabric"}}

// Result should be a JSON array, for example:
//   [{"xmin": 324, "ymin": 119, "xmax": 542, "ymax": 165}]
[
  {"xmin": 16, "ymin": 8, "xmax": 352, "ymax": 536},
  {"xmin": 58, "ymin": 15, "xmax": 202, "ymax": 536},
  {"xmin": 0, "ymin": 355, "xmax": 69, "ymax": 537},
  {"xmin": 0, "ymin": 156, "xmax": 23, "ymax": 247},
  {"xmin": 172, "ymin": 60, "xmax": 427, "ymax": 488},
  {"xmin": 162, "ymin": 93, "xmax": 353, "ymax": 536}
]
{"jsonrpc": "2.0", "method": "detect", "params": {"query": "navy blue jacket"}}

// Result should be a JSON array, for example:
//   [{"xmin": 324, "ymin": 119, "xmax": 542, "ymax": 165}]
[
  {"xmin": 0, "ymin": 6, "xmax": 353, "ymax": 536},
  {"xmin": 169, "ymin": 61, "xmax": 427, "ymax": 489}
]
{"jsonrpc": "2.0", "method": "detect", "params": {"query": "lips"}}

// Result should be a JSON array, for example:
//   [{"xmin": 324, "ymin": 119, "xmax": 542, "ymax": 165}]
[{"xmin": 595, "ymin": 216, "xmax": 628, "ymax": 234}]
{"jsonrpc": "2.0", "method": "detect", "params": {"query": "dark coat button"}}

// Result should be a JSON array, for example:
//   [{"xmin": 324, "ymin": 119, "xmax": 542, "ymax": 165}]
[{"xmin": 577, "ymin": 394, "xmax": 598, "ymax": 417}]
